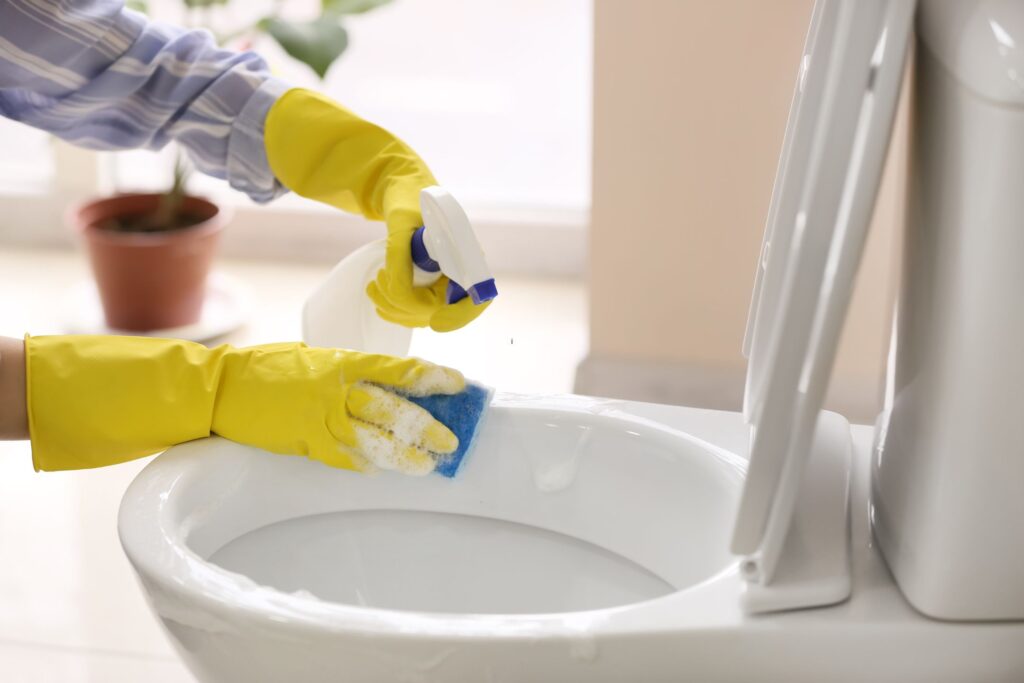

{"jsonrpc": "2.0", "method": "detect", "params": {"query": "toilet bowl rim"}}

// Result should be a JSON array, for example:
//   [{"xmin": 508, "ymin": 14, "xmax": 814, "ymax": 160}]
[{"xmin": 118, "ymin": 395, "xmax": 748, "ymax": 637}]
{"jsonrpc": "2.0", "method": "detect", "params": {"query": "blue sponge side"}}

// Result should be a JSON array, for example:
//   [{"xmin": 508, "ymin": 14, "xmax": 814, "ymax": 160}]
[{"xmin": 407, "ymin": 382, "xmax": 493, "ymax": 478}]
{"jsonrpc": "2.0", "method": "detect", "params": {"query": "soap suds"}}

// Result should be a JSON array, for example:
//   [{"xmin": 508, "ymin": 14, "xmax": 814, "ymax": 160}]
[
  {"xmin": 377, "ymin": 388, "xmax": 437, "ymax": 445},
  {"xmin": 346, "ymin": 380, "xmax": 463, "ymax": 475},
  {"xmin": 405, "ymin": 362, "xmax": 465, "ymax": 397},
  {"xmin": 352, "ymin": 422, "xmax": 435, "ymax": 476}
]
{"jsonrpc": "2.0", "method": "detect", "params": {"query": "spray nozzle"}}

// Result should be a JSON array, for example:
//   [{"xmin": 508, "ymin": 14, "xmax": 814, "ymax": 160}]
[{"xmin": 411, "ymin": 187, "xmax": 498, "ymax": 306}]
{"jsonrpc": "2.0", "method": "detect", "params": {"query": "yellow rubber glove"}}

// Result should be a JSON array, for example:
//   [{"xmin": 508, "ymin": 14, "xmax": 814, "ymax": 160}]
[
  {"xmin": 25, "ymin": 335, "xmax": 464, "ymax": 474},
  {"xmin": 263, "ymin": 88, "xmax": 490, "ymax": 333}
]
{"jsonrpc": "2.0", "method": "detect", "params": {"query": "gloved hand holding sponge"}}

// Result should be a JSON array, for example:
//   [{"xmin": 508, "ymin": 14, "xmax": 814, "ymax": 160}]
[{"xmin": 26, "ymin": 335, "xmax": 465, "ymax": 475}]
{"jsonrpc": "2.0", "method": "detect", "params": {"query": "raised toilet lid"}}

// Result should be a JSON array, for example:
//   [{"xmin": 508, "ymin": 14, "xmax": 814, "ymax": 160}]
[{"xmin": 731, "ymin": 0, "xmax": 915, "ymax": 611}]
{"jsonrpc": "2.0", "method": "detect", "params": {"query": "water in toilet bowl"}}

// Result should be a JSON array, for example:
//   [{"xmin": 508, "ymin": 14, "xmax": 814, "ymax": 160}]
[{"xmin": 208, "ymin": 509, "xmax": 674, "ymax": 614}]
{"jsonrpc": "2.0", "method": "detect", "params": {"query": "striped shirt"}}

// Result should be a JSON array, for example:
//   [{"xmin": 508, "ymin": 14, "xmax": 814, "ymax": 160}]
[{"xmin": 0, "ymin": 0, "xmax": 289, "ymax": 202}]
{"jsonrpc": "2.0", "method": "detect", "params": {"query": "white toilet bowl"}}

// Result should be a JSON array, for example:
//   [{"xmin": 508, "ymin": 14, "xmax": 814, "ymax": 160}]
[
  {"xmin": 119, "ymin": 395, "xmax": 753, "ymax": 682},
  {"xmin": 119, "ymin": 397, "xmax": 1024, "ymax": 682}
]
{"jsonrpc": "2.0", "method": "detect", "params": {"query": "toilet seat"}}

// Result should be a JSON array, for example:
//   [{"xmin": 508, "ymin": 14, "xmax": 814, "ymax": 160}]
[{"xmin": 729, "ymin": 0, "xmax": 914, "ymax": 612}]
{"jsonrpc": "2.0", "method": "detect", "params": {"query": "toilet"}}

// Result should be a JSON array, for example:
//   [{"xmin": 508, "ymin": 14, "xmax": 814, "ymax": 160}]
[{"xmin": 118, "ymin": 1, "xmax": 1024, "ymax": 681}]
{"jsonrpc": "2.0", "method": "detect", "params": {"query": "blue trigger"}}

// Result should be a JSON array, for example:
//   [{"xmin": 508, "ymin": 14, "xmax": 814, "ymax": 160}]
[
  {"xmin": 447, "ymin": 280, "xmax": 468, "ymax": 304},
  {"xmin": 411, "ymin": 226, "xmax": 440, "ymax": 273}
]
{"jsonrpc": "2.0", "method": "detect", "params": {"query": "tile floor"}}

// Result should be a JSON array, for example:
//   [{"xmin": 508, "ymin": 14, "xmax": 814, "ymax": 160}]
[{"xmin": 0, "ymin": 246, "xmax": 587, "ymax": 681}]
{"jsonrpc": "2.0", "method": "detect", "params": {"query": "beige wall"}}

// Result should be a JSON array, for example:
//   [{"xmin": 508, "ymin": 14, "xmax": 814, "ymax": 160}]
[{"xmin": 578, "ymin": 0, "xmax": 905, "ymax": 423}]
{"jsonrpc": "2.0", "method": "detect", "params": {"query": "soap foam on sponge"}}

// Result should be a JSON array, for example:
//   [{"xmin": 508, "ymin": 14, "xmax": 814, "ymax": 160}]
[{"xmin": 407, "ymin": 381, "xmax": 494, "ymax": 478}]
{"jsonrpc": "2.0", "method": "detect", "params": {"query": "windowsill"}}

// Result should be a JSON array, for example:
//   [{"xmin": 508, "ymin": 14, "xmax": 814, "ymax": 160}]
[{"xmin": 0, "ymin": 189, "xmax": 588, "ymax": 276}]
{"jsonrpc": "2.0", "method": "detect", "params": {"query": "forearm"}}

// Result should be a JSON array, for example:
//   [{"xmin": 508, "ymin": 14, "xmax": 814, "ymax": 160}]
[
  {"xmin": 0, "ymin": 337, "xmax": 28, "ymax": 440},
  {"xmin": 0, "ymin": 0, "xmax": 288, "ymax": 202}
]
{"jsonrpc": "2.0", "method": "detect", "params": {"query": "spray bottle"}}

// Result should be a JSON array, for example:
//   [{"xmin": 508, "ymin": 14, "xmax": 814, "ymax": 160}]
[{"xmin": 303, "ymin": 187, "xmax": 497, "ymax": 355}]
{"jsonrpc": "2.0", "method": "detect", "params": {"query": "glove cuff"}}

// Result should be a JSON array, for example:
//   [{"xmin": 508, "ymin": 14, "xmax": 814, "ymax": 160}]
[
  {"xmin": 25, "ymin": 335, "xmax": 223, "ymax": 471},
  {"xmin": 264, "ymin": 88, "xmax": 436, "ymax": 225}
]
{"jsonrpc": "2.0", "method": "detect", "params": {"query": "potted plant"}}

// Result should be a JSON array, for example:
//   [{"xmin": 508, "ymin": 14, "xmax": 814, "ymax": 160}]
[{"xmin": 70, "ymin": 0, "xmax": 392, "ymax": 332}]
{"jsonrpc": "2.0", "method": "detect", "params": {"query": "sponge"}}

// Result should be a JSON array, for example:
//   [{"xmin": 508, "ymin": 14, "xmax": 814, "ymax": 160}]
[{"xmin": 407, "ymin": 381, "xmax": 494, "ymax": 477}]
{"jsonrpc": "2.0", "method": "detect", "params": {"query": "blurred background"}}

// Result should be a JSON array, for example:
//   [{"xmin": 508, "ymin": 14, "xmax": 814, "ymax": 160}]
[{"xmin": 0, "ymin": 0, "xmax": 907, "ymax": 424}]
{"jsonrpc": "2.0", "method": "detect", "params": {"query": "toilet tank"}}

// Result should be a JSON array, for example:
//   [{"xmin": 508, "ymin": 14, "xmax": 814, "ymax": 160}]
[{"xmin": 873, "ymin": 0, "xmax": 1024, "ymax": 620}]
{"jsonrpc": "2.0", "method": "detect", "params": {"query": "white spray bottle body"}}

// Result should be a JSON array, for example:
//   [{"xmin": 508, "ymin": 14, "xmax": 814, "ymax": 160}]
[{"xmin": 302, "ymin": 187, "xmax": 496, "ymax": 354}]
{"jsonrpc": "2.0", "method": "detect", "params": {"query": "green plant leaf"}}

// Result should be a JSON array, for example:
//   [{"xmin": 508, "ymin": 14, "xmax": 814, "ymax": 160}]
[
  {"xmin": 322, "ymin": 0, "xmax": 393, "ymax": 16},
  {"xmin": 125, "ymin": 0, "xmax": 149, "ymax": 13},
  {"xmin": 263, "ymin": 17, "xmax": 349, "ymax": 79}
]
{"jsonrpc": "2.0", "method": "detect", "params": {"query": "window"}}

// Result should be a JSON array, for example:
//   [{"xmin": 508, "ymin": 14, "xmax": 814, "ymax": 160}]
[
  {"xmin": 0, "ymin": 0, "xmax": 591, "ymax": 272},
  {"xmin": 0, "ymin": 119, "xmax": 52, "ymax": 191},
  {"xmin": 116, "ymin": 0, "xmax": 592, "ymax": 213}
]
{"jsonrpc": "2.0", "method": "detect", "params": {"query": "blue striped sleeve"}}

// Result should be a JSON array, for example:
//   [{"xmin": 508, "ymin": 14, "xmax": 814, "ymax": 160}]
[{"xmin": 0, "ymin": 0, "xmax": 289, "ymax": 203}]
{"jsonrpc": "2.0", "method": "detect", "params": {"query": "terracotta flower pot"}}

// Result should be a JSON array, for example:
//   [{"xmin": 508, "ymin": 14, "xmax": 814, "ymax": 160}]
[{"xmin": 69, "ymin": 193, "xmax": 229, "ymax": 332}]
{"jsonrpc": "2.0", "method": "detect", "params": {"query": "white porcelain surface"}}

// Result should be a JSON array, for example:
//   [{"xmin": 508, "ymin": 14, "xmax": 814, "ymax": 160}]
[
  {"xmin": 209, "ymin": 509, "xmax": 675, "ymax": 614},
  {"xmin": 118, "ymin": 395, "xmax": 1024, "ymax": 682},
  {"xmin": 738, "ymin": 411, "xmax": 852, "ymax": 614},
  {"xmin": 874, "ymin": 0, "xmax": 1024, "ymax": 620},
  {"xmin": 119, "ymin": 396, "xmax": 749, "ymax": 682},
  {"xmin": 917, "ymin": 0, "xmax": 1024, "ymax": 105}
]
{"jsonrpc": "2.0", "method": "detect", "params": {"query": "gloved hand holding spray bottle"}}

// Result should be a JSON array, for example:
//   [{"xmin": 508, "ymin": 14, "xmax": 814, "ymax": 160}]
[{"xmin": 304, "ymin": 186, "xmax": 498, "ymax": 356}]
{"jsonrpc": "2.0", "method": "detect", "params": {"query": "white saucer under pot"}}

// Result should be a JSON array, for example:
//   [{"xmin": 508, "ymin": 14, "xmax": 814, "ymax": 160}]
[{"xmin": 65, "ymin": 272, "xmax": 250, "ymax": 343}]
